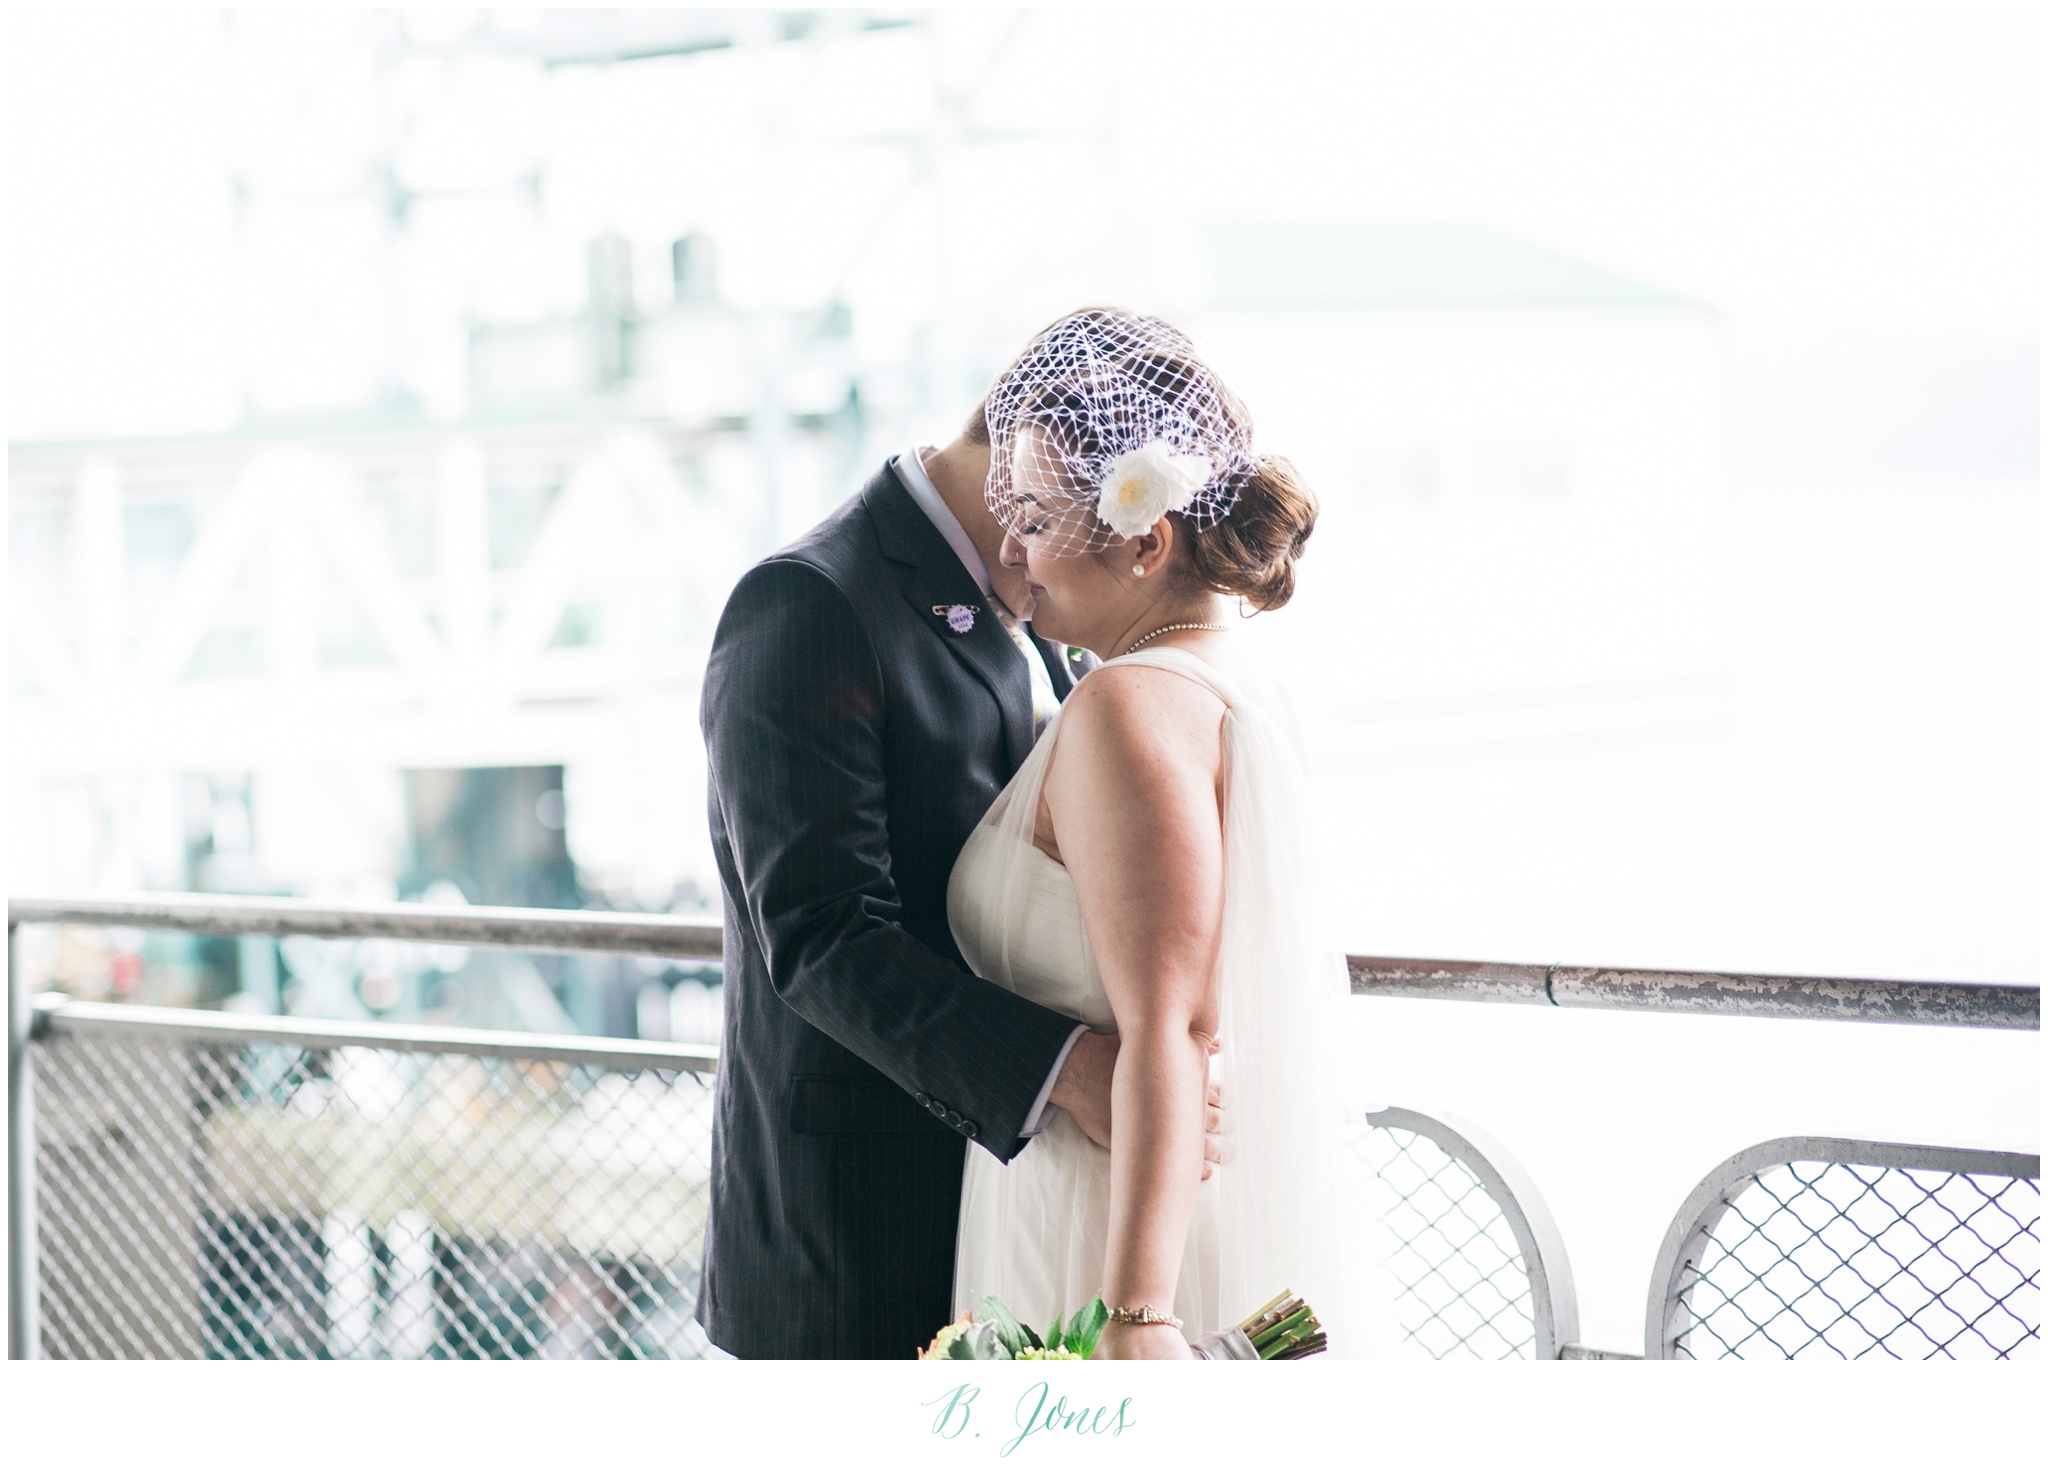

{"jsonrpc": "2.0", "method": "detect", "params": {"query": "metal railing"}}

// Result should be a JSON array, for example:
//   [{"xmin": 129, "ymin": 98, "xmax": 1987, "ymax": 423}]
[
  {"xmin": 8, "ymin": 891, "xmax": 725, "ymax": 963},
  {"xmin": 1344, "ymin": 955, "xmax": 2037, "ymax": 1029},
  {"xmin": 11, "ymin": 891, "xmax": 2038, "ymax": 1029},
  {"xmin": 9, "ymin": 892, "xmax": 2040, "ymax": 1360}
]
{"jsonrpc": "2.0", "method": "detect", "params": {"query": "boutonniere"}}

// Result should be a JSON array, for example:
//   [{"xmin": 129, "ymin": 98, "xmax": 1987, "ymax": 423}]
[{"xmin": 934, "ymin": 604, "xmax": 980, "ymax": 634}]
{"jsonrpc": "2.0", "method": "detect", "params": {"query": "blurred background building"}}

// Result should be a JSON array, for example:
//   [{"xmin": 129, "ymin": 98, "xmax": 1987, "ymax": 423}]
[{"xmin": 6, "ymin": 7, "xmax": 2038, "ymax": 1057}]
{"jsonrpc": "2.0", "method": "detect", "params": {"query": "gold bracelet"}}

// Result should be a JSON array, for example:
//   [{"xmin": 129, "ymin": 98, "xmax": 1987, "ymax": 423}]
[{"xmin": 1105, "ymin": 1305, "xmax": 1184, "ymax": 1330}]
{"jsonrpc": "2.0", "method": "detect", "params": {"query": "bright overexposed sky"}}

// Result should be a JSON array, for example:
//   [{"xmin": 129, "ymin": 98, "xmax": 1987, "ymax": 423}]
[{"xmin": 4, "ymin": 3, "xmax": 2039, "ymax": 439}]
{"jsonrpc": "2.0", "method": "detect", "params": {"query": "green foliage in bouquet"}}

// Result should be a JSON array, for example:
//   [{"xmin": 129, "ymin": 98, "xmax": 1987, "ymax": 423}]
[
  {"xmin": 913, "ymin": 1293, "xmax": 1327, "ymax": 1359},
  {"xmin": 915, "ymin": 1288, "xmax": 1331, "ymax": 1361},
  {"xmin": 1058, "ymin": 1297, "xmax": 1110, "ymax": 1359},
  {"xmin": 918, "ymin": 1294, "xmax": 1107, "ymax": 1360}
]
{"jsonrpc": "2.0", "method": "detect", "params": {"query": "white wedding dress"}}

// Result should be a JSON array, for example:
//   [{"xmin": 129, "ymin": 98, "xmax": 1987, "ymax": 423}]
[{"xmin": 947, "ymin": 645, "xmax": 1361, "ymax": 1350}]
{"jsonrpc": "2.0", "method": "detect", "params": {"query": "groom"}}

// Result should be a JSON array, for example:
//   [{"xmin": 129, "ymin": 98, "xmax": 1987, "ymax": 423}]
[{"xmin": 695, "ymin": 405, "xmax": 1125, "ymax": 1359}]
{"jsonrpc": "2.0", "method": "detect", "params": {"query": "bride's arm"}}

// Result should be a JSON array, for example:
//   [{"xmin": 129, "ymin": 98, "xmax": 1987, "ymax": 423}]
[{"xmin": 1044, "ymin": 664, "xmax": 1227, "ymax": 1362}]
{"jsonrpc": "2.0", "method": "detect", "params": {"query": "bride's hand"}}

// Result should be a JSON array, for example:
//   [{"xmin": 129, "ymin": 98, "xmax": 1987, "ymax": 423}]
[{"xmin": 1094, "ymin": 1321, "xmax": 1195, "ymax": 1360}]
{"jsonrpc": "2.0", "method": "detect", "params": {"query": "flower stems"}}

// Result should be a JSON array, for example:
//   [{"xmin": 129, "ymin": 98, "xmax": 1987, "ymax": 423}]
[{"xmin": 1237, "ymin": 1289, "xmax": 1328, "ymax": 1360}]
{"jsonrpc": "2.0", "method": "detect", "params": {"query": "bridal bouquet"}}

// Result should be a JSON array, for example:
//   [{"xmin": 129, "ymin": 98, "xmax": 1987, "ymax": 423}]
[
  {"xmin": 921, "ymin": 1290, "xmax": 1326, "ymax": 1361},
  {"xmin": 921, "ymin": 1295, "xmax": 1103, "ymax": 1361}
]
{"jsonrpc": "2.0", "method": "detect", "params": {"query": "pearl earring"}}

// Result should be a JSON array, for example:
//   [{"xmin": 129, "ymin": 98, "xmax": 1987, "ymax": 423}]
[{"xmin": 1132, "ymin": 565, "xmax": 1146, "ymax": 577}]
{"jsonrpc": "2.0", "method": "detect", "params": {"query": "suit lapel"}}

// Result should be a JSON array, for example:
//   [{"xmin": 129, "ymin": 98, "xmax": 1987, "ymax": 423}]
[
  {"xmin": 1033, "ymin": 630, "xmax": 1094, "ymax": 700},
  {"xmin": 864, "ymin": 465, "xmax": 1035, "ymax": 773}
]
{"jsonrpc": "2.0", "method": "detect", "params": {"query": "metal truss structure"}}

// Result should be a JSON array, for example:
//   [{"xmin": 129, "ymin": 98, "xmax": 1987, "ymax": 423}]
[{"xmin": 10, "ymin": 10, "xmax": 1127, "ymax": 909}]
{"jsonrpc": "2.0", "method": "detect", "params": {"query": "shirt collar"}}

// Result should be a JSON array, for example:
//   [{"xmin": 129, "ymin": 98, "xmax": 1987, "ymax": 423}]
[{"xmin": 893, "ymin": 446, "xmax": 991, "ymax": 599}]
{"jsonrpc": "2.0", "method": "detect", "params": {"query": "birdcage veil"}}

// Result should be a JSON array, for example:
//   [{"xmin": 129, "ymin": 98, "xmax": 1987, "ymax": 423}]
[{"xmin": 983, "ymin": 308, "xmax": 1260, "ymax": 559}]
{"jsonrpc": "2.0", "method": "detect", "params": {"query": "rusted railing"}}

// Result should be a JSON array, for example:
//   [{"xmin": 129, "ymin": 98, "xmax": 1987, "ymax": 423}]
[
  {"xmin": 1344, "ymin": 955, "xmax": 2037, "ymax": 1030},
  {"xmin": 12, "ymin": 891, "xmax": 2037, "ymax": 1029}
]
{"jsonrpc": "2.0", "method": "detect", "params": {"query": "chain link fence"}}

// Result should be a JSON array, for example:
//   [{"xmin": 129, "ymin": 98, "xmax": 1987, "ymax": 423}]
[
  {"xmin": 19, "ymin": 1000, "xmax": 2039, "ymax": 1364},
  {"xmin": 33, "ymin": 1023, "xmax": 717, "ymax": 1359},
  {"xmin": 1355, "ymin": 1120, "xmax": 1539, "ymax": 1359},
  {"xmin": 31, "ymin": 1014, "xmax": 1563, "ymax": 1362},
  {"xmin": 1667, "ymin": 1159, "xmax": 2040, "ymax": 1360}
]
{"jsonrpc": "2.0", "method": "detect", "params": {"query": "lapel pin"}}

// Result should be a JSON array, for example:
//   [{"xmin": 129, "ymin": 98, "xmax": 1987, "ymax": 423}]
[{"xmin": 935, "ymin": 604, "xmax": 979, "ymax": 634}]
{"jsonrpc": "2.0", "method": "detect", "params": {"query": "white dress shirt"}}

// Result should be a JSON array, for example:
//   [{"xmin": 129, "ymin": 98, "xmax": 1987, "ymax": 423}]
[
  {"xmin": 893, "ymin": 447, "xmax": 1059, "ymax": 734},
  {"xmin": 893, "ymin": 448, "xmax": 1086, "ymax": 1137}
]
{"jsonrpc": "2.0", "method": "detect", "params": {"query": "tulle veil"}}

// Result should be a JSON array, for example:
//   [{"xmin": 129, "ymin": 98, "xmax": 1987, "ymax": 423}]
[{"xmin": 973, "ymin": 644, "xmax": 1375, "ymax": 1356}]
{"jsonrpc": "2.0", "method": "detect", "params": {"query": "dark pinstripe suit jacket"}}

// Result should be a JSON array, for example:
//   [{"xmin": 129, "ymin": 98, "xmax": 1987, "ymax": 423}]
[{"xmin": 694, "ymin": 461, "xmax": 1089, "ymax": 1359}]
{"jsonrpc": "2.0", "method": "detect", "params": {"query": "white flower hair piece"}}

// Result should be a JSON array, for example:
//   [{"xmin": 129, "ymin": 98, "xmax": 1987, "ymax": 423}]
[
  {"xmin": 1097, "ymin": 443, "xmax": 1212, "ymax": 540},
  {"xmin": 982, "ymin": 309, "xmax": 1258, "ymax": 559}
]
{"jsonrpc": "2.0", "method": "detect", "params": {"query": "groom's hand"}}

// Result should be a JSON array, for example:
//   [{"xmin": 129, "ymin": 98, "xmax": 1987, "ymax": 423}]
[
  {"xmin": 1203, "ymin": 1037, "xmax": 1228, "ymax": 1180},
  {"xmin": 1047, "ymin": 1030, "xmax": 1119, "ymax": 1150},
  {"xmin": 1048, "ymin": 1032, "xmax": 1230, "ymax": 1179}
]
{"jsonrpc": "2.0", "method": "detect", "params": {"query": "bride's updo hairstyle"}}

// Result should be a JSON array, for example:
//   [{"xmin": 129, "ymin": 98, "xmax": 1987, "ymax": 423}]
[
  {"xmin": 1180, "ymin": 441, "xmax": 1317, "ymax": 613},
  {"xmin": 980, "ymin": 307, "xmax": 1317, "ymax": 612}
]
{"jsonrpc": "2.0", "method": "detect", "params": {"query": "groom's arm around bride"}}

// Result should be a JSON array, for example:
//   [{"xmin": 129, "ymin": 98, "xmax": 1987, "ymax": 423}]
[{"xmin": 694, "ymin": 427, "xmax": 1108, "ymax": 1360}]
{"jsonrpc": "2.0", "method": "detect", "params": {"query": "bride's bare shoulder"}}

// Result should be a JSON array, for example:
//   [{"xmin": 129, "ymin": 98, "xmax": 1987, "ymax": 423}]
[{"xmin": 1056, "ymin": 659, "xmax": 1227, "ymax": 769}]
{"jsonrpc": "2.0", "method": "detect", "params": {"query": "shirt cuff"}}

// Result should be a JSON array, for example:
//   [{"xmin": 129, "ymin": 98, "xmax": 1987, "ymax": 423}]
[{"xmin": 1020, "ymin": 1024, "xmax": 1090, "ymax": 1138}]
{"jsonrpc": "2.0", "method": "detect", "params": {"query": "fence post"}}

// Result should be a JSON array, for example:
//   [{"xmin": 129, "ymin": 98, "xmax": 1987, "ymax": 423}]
[{"xmin": 7, "ymin": 922, "xmax": 37, "ymax": 1359}]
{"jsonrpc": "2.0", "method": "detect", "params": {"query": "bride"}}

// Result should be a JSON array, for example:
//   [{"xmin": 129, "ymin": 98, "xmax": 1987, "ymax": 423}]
[{"xmin": 947, "ymin": 309, "xmax": 1356, "ymax": 1360}]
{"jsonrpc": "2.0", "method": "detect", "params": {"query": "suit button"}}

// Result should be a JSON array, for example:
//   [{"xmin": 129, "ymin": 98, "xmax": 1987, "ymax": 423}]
[
  {"xmin": 944, "ymin": 1109, "xmax": 962, "ymax": 1126},
  {"xmin": 961, "ymin": 1121, "xmax": 979, "ymax": 1139},
  {"xmin": 914, "ymin": 1092, "xmax": 929, "ymax": 1107}
]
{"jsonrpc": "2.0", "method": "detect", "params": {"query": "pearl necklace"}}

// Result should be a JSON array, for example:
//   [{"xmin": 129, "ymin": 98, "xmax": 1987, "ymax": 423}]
[{"xmin": 1118, "ymin": 621, "xmax": 1227, "ymax": 657}]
